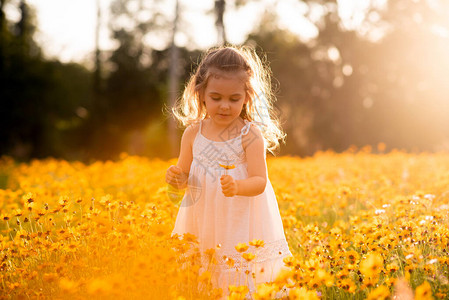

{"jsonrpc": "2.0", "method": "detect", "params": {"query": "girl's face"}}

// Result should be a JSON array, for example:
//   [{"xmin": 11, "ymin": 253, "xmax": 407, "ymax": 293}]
[{"xmin": 203, "ymin": 72, "xmax": 248, "ymax": 128}]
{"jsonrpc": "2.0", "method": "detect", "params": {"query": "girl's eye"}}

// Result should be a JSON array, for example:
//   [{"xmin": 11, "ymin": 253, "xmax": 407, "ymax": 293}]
[
  {"xmin": 231, "ymin": 98, "xmax": 240, "ymax": 102},
  {"xmin": 211, "ymin": 97, "xmax": 220, "ymax": 101}
]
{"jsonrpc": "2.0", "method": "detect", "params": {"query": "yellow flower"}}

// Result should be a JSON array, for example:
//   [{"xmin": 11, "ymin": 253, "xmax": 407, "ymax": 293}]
[
  {"xmin": 87, "ymin": 278, "xmax": 112, "ymax": 295},
  {"xmin": 415, "ymin": 281, "xmax": 434, "ymax": 300},
  {"xmin": 16, "ymin": 229, "xmax": 28, "ymax": 239},
  {"xmin": 274, "ymin": 268, "xmax": 294, "ymax": 284},
  {"xmin": 219, "ymin": 163, "xmax": 235, "ymax": 170},
  {"xmin": 23, "ymin": 192, "xmax": 34, "ymax": 203},
  {"xmin": 228, "ymin": 285, "xmax": 249, "ymax": 299},
  {"xmin": 346, "ymin": 250, "xmax": 359, "ymax": 263},
  {"xmin": 254, "ymin": 283, "xmax": 275, "ymax": 300},
  {"xmin": 224, "ymin": 256, "xmax": 235, "ymax": 267},
  {"xmin": 367, "ymin": 285, "xmax": 390, "ymax": 300},
  {"xmin": 182, "ymin": 232, "xmax": 198, "ymax": 243},
  {"xmin": 289, "ymin": 287, "xmax": 319, "ymax": 300},
  {"xmin": 387, "ymin": 262, "xmax": 399, "ymax": 273},
  {"xmin": 249, "ymin": 239, "xmax": 265, "ymax": 248},
  {"xmin": 25, "ymin": 201, "xmax": 34, "ymax": 211},
  {"xmin": 242, "ymin": 252, "xmax": 256, "ymax": 262},
  {"xmin": 314, "ymin": 268, "xmax": 334, "ymax": 287},
  {"xmin": 338, "ymin": 278, "xmax": 357, "ymax": 293},
  {"xmin": 43, "ymin": 273, "xmax": 58, "ymax": 283},
  {"xmin": 59, "ymin": 278, "xmax": 78, "ymax": 293},
  {"xmin": 205, "ymin": 248, "xmax": 217, "ymax": 264},
  {"xmin": 360, "ymin": 252, "xmax": 383, "ymax": 278},
  {"xmin": 198, "ymin": 271, "xmax": 211, "ymax": 283},
  {"xmin": 235, "ymin": 242, "xmax": 249, "ymax": 253},
  {"xmin": 283, "ymin": 256, "xmax": 296, "ymax": 267}
]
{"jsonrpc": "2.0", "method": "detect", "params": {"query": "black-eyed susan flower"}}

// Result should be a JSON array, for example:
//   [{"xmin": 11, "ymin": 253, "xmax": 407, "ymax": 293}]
[
  {"xmin": 360, "ymin": 252, "xmax": 384, "ymax": 278},
  {"xmin": 415, "ymin": 281, "xmax": 433, "ymax": 300},
  {"xmin": 182, "ymin": 232, "xmax": 198, "ymax": 243},
  {"xmin": 338, "ymin": 278, "xmax": 357, "ymax": 293},
  {"xmin": 346, "ymin": 250, "xmax": 359, "ymax": 263},
  {"xmin": 387, "ymin": 262, "xmax": 399, "ymax": 274},
  {"xmin": 283, "ymin": 256, "xmax": 296, "ymax": 267}
]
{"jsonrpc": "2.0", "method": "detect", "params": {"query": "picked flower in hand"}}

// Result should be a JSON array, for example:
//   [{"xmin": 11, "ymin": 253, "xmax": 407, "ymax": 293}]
[{"xmin": 219, "ymin": 163, "xmax": 235, "ymax": 175}]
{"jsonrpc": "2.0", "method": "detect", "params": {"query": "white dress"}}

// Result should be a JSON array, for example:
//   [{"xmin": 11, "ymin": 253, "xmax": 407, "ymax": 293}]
[{"xmin": 171, "ymin": 119, "xmax": 292, "ymax": 298}]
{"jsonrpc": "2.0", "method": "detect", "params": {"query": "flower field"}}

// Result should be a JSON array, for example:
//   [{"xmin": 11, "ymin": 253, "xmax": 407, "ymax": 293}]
[{"xmin": 0, "ymin": 149, "xmax": 448, "ymax": 299}]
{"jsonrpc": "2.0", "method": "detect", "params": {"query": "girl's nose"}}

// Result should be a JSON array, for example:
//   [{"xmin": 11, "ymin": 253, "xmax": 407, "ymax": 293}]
[{"xmin": 220, "ymin": 102, "xmax": 230, "ymax": 109}]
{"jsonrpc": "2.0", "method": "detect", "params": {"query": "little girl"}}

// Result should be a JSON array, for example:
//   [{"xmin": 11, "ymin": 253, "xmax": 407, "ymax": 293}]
[{"xmin": 166, "ymin": 46, "xmax": 292, "ymax": 298}]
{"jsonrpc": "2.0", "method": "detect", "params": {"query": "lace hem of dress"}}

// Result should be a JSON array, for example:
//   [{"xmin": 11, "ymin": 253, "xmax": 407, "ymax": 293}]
[
  {"xmin": 175, "ymin": 238, "xmax": 292, "ymax": 271},
  {"xmin": 202, "ymin": 239, "xmax": 292, "ymax": 270}
]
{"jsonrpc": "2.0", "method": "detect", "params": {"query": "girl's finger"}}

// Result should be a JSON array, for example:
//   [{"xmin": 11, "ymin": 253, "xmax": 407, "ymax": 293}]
[
  {"xmin": 223, "ymin": 182, "xmax": 232, "ymax": 189},
  {"xmin": 221, "ymin": 175, "xmax": 231, "ymax": 184},
  {"xmin": 165, "ymin": 173, "xmax": 173, "ymax": 182},
  {"xmin": 221, "ymin": 178, "xmax": 229, "ymax": 186},
  {"xmin": 168, "ymin": 165, "xmax": 180, "ymax": 174},
  {"xmin": 168, "ymin": 173, "xmax": 180, "ymax": 183}
]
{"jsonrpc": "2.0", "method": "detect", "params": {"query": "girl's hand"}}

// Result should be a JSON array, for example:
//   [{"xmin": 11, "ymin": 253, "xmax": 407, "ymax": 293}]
[
  {"xmin": 166, "ymin": 165, "xmax": 188, "ymax": 189},
  {"xmin": 220, "ymin": 175, "xmax": 238, "ymax": 197}
]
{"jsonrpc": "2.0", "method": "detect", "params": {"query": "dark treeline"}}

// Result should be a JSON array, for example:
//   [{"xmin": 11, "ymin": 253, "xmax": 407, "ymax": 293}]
[{"xmin": 1, "ymin": 0, "xmax": 448, "ymax": 162}]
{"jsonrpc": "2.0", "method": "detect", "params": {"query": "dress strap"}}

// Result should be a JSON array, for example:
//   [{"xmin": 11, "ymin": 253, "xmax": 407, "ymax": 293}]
[{"xmin": 241, "ymin": 121, "xmax": 252, "ymax": 136}]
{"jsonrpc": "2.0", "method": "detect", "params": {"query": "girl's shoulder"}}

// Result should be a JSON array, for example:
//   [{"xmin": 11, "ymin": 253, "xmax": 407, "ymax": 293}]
[
  {"xmin": 243, "ymin": 121, "xmax": 264, "ymax": 136},
  {"xmin": 182, "ymin": 121, "xmax": 201, "ymax": 142},
  {"xmin": 242, "ymin": 122, "xmax": 264, "ymax": 150},
  {"xmin": 185, "ymin": 121, "xmax": 201, "ymax": 133}
]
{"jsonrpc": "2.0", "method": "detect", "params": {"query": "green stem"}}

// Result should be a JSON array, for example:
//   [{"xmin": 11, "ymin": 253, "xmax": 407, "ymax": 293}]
[{"xmin": 6, "ymin": 220, "xmax": 13, "ymax": 240}]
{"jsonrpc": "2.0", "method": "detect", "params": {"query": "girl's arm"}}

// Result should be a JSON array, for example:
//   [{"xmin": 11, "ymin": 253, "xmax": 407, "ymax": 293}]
[
  {"xmin": 221, "ymin": 125, "xmax": 267, "ymax": 197},
  {"xmin": 165, "ymin": 124, "xmax": 197, "ymax": 189}
]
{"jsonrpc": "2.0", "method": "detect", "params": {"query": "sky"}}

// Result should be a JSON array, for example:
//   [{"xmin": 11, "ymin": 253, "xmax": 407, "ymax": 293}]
[{"xmin": 5, "ymin": 0, "xmax": 373, "ymax": 66}]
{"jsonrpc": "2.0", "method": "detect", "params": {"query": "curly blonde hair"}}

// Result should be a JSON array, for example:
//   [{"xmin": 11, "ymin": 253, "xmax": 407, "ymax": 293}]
[{"xmin": 172, "ymin": 45, "xmax": 285, "ymax": 153}]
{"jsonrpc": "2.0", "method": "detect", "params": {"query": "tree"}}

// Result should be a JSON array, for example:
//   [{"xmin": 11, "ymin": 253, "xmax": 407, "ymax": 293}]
[
  {"xmin": 167, "ymin": 0, "xmax": 180, "ymax": 158},
  {"xmin": 245, "ymin": 0, "xmax": 449, "ymax": 155},
  {"xmin": 215, "ymin": 0, "xmax": 226, "ymax": 45},
  {"xmin": 0, "ymin": 1, "xmax": 93, "ymax": 160},
  {"xmin": 246, "ymin": 9, "xmax": 341, "ymax": 156},
  {"xmin": 362, "ymin": 0, "xmax": 449, "ymax": 151}
]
